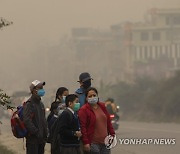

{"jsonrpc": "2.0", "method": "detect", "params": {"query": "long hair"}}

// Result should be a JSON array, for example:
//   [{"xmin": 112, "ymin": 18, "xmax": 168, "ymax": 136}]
[{"xmin": 55, "ymin": 87, "xmax": 68, "ymax": 102}]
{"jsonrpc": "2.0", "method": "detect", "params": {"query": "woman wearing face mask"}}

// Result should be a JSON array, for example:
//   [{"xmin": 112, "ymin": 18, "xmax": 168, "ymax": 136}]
[
  {"xmin": 55, "ymin": 87, "xmax": 69, "ymax": 115},
  {"xmin": 55, "ymin": 87, "xmax": 69, "ymax": 103},
  {"xmin": 78, "ymin": 87, "xmax": 115, "ymax": 154},
  {"xmin": 47, "ymin": 87, "xmax": 69, "ymax": 126}
]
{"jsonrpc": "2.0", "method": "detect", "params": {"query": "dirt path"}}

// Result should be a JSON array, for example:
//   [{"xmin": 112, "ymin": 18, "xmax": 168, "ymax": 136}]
[{"xmin": 0, "ymin": 118, "xmax": 50, "ymax": 154}]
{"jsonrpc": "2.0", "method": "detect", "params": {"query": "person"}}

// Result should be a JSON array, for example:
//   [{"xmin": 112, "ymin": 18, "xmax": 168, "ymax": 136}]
[
  {"xmin": 55, "ymin": 87, "xmax": 69, "ymax": 103},
  {"xmin": 46, "ymin": 87, "xmax": 69, "ymax": 154},
  {"xmin": 23, "ymin": 80, "xmax": 48, "ymax": 154},
  {"xmin": 105, "ymin": 98, "xmax": 119, "ymax": 120},
  {"xmin": 47, "ymin": 101, "xmax": 59, "ymax": 143},
  {"xmin": 58, "ymin": 94, "xmax": 82, "ymax": 154},
  {"xmin": 55, "ymin": 87, "xmax": 69, "ymax": 115},
  {"xmin": 47, "ymin": 101, "xmax": 59, "ymax": 130},
  {"xmin": 78, "ymin": 87, "xmax": 115, "ymax": 154},
  {"xmin": 75, "ymin": 72, "xmax": 93, "ymax": 107},
  {"xmin": 47, "ymin": 87, "xmax": 69, "ymax": 125}
]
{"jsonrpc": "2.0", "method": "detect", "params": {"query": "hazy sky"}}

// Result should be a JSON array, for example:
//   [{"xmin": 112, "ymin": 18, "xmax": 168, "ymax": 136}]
[
  {"xmin": 0, "ymin": 0, "xmax": 180, "ymax": 92},
  {"xmin": 0, "ymin": 0, "xmax": 179, "ymax": 47}
]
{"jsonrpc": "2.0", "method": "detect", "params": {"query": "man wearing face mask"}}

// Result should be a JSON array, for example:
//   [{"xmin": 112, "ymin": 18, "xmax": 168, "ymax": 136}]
[
  {"xmin": 23, "ymin": 80, "xmax": 48, "ymax": 154},
  {"xmin": 75, "ymin": 72, "xmax": 93, "ymax": 107}
]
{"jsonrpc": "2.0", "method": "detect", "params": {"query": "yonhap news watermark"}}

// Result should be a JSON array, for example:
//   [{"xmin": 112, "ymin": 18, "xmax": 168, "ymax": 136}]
[
  {"xmin": 119, "ymin": 138, "xmax": 176, "ymax": 145},
  {"xmin": 104, "ymin": 135, "xmax": 176, "ymax": 149}
]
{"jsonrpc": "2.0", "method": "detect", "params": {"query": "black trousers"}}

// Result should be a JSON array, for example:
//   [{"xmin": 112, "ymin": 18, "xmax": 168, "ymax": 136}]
[{"xmin": 26, "ymin": 143, "xmax": 45, "ymax": 154}]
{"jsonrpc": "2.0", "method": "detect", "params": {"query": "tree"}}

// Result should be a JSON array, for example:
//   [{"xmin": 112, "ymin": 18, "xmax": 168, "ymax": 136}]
[
  {"xmin": 0, "ymin": 17, "xmax": 13, "ymax": 110},
  {"xmin": 0, "ymin": 18, "xmax": 13, "ymax": 123},
  {"xmin": 0, "ymin": 17, "xmax": 13, "ymax": 29},
  {"xmin": 0, "ymin": 89, "xmax": 14, "ymax": 110},
  {"xmin": 0, "ymin": 89, "xmax": 14, "ymax": 124}
]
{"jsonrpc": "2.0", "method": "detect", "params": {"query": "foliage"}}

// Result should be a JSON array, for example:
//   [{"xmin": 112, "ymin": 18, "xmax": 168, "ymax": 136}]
[
  {"xmin": 0, "ymin": 89, "xmax": 14, "ymax": 110},
  {"xmin": 0, "ymin": 17, "xmax": 14, "ymax": 123},
  {"xmin": 0, "ymin": 17, "xmax": 13, "ymax": 29},
  {"xmin": 100, "ymin": 71, "xmax": 180, "ymax": 123},
  {"xmin": 0, "ymin": 89, "xmax": 15, "ymax": 123}
]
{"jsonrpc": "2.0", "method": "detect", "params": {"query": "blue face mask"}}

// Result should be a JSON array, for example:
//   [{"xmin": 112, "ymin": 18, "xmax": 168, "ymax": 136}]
[{"xmin": 37, "ymin": 89, "xmax": 45, "ymax": 97}]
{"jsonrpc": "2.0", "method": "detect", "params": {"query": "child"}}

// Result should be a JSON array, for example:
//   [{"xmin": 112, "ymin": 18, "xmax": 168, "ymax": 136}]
[{"xmin": 58, "ymin": 94, "xmax": 81, "ymax": 154}]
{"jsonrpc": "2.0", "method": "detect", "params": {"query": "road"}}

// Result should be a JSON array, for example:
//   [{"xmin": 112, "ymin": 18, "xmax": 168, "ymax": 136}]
[
  {"xmin": 0, "ymin": 119, "xmax": 180, "ymax": 154},
  {"xmin": 112, "ymin": 121, "xmax": 180, "ymax": 154}
]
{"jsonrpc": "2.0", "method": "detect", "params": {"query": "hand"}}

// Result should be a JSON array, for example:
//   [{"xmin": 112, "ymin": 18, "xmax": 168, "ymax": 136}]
[
  {"xmin": 83, "ymin": 144, "xmax": 90, "ymax": 152},
  {"xmin": 75, "ymin": 131, "xmax": 82, "ymax": 138}
]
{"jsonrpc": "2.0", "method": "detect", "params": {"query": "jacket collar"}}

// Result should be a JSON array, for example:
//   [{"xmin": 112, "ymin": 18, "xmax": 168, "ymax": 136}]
[
  {"xmin": 67, "ymin": 107, "xmax": 74, "ymax": 114},
  {"xmin": 31, "ymin": 94, "xmax": 41, "ymax": 103}
]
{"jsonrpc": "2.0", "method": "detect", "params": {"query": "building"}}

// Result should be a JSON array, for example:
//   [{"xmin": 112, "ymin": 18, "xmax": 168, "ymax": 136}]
[
  {"xmin": 71, "ymin": 27, "xmax": 126, "ymax": 84},
  {"xmin": 70, "ymin": 8, "xmax": 180, "ymax": 83},
  {"xmin": 128, "ymin": 8, "xmax": 180, "ymax": 79}
]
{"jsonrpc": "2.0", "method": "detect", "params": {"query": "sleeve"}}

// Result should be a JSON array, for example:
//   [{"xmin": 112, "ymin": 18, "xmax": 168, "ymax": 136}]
[
  {"xmin": 101, "ymin": 103, "xmax": 115, "ymax": 136},
  {"xmin": 78, "ymin": 108, "xmax": 90, "ymax": 145},
  {"xmin": 23, "ymin": 102, "xmax": 38, "ymax": 135},
  {"xmin": 59, "ymin": 111, "xmax": 75, "ymax": 137},
  {"xmin": 41, "ymin": 103, "xmax": 48, "ymax": 138},
  {"xmin": 105, "ymin": 107, "xmax": 115, "ymax": 136}
]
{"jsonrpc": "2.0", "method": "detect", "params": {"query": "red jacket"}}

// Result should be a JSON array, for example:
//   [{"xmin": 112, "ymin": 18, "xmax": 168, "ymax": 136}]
[{"xmin": 78, "ymin": 102, "xmax": 115, "ymax": 145}]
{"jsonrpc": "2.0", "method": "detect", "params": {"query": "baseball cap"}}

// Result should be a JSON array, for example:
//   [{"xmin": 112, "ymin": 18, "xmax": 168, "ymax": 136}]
[
  {"xmin": 78, "ymin": 72, "xmax": 93, "ymax": 82},
  {"xmin": 29, "ymin": 80, "xmax": 45, "ymax": 92}
]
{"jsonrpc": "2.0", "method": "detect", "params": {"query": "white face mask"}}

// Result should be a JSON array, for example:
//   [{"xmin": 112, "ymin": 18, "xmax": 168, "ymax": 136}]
[{"xmin": 88, "ymin": 97, "xmax": 98, "ymax": 105}]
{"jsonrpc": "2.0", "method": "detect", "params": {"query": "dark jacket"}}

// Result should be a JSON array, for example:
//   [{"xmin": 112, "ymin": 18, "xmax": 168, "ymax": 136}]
[
  {"xmin": 58, "ymin": 109, "xmax": 80, "ymax": 147},
  {"xmin": 23, "ymin": 95, "xmax": 48, "ymax": 144},
  {"xmin": 47, "ymin": 112, "xmax": 58, "ymax": 131},
  {"xmin": 78, "ymin": 102, "xmax": 115, "ymax": 145}
]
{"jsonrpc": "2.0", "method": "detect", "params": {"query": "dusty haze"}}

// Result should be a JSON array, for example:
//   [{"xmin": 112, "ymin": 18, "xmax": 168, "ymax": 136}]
[
  {"xmin": 0, "ymin": 1, "xmax": 180, "ymax": 153},
  {"xmin": 0, "ymin": 0, "xmax": 179, "ymax": 94}
]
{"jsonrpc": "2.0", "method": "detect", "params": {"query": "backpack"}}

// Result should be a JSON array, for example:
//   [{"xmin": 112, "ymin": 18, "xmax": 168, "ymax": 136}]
[{"xmin": 11, "ymin": 101, "xmax": 34, "ymax": 138}]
